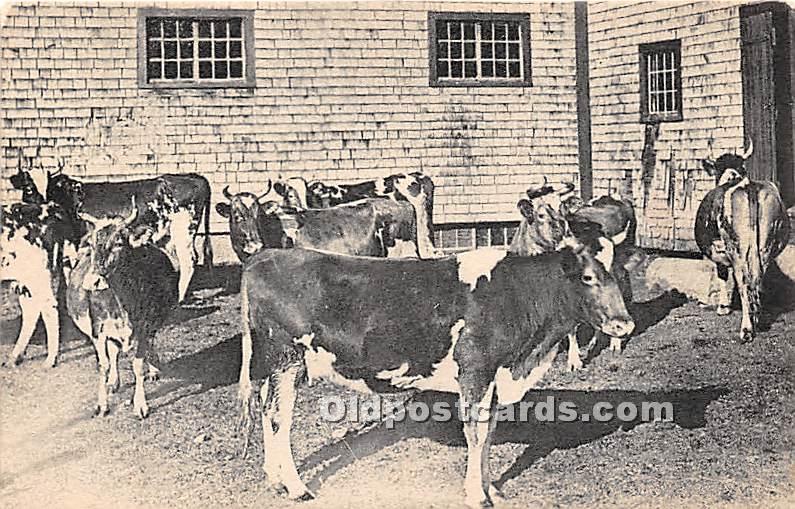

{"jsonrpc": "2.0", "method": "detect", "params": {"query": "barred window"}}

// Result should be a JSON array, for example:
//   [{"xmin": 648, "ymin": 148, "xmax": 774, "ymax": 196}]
[
  {"xmin": 428, "ymin": 12, "xmax": 531, "ymax": 87},
  {"xmin": 137, "ymin": 9, "xmax": 254, "ymax": 88},
  {"xmin": 639, "ymin": 40, "xmax": 683, "ymax": 122},
  {"xmin": 434, "ymin": 222, "xmax": 518, "ymax": 252}
]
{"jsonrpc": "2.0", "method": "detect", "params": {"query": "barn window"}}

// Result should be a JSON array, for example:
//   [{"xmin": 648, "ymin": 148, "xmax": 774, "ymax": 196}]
[
  {"xmin": 428, "ymin": 12, "xmax": 531, "ymax": 87},
  {"xmin": 434, "ymin": 222, "xmax": 519, "ymax": 252},
  {"xmin": 639, "ymin": 40, "xmax": 683, "ymax": 122},
  {"xmin": 137, "ymin": 9, "xmax": 255, "ymax": 88}
]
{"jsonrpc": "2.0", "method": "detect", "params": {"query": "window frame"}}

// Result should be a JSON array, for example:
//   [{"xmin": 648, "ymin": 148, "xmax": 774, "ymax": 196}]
[
  {"xmin": 428, "ymin": 11, "xmax": 532, "ymax": 88},
  {"xmin": 639, "ymin": 39, "xmax": 683, "ymax": 123},
  {"xmin": 137, "ymin": 8, "xmax": 256, "ymax": 89}
]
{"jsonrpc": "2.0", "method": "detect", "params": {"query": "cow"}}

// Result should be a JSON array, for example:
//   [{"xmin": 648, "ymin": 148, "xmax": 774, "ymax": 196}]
[
  {"xmin": 1, "ymin": 202, "xmax": 73, "ymax": 367},
  {"xmin": 272, "ymin": 172, "xmax": 439, "ymax": 258},
  {"xmin": 216, "ymin": 184, "xmax": 424, "ymax": 262},
  {"xmin": 66, "ymin": 199, "xmax": 178, "ymax": 417},
  {"xmin": 10, "ymin": 167, "xmax": 213, "ymax": 302},
  {"xmin": 236, "ymin": 234, "xmax": 634, "ymax": 507},
  {"xmin": 695, "ymin": 140, "xmax": 790, "ymax": 342}
]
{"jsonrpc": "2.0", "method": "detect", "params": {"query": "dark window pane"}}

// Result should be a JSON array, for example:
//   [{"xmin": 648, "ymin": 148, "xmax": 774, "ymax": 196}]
[
  {"xmin": 481, "ymin": 43, "xmax": 492, "ymax": 59},
  {"xmin": 463, "ymin": 22, "xmax": 475, "ymax": 40},
  {"xmin": 230, "ymin": 40, "xmax": 242, "ymax": 58},
  {"xmin": 482, "ymin": 61, "xmax": 494, "ymax": 77},
  {"xmin": 164, "ymin": 41, "xmax": 177, "ymax": 59},
  {"xmin": 449, "ymin": 22, "xmax": 461, "ymax": 39},
  {"xmin": 494, "ymin": 23, "xmax": 506, "ymax": 40},
  {"xmin": 199, "ymin": 61, "xmax": 213, "ymax": 78},
  {"xmin": 464, "ymin": 61, "xmax": 477, "ymax": 78},
  {"xmin": 164, "ymin": 61, "xmax": 178, "ymax": 79},
  {"xmin": 229, "ymin": 60, "xmax": 243, "ymax": 78},
  {"xmin": 464, "ymin": 42, "xmax": 475, "ymax": 59},
  {"xmin": 508, "ymin": 61, "xmax": 520, "ymax": 77},
  {"xmin": 178, "ymin": 19, "xmax": 192, "ymax": 38},
  {"xmin": 436, "ymin": 19, "xmax": 447, "ymax": 38},
  {"xmin": 214, "ymin": 41, "xmax": 227, "ymax": 58},
  {"xmin": 146, "ymin": 19, "xmax": 161, "ymax": 38},
  {"xmin": 508, "ymin": 23, "xmax": 519, "ymax": 40},
  {"xmin": 163, "ymin": 19, "xmax": 176, "ymax": 38},
  {"xmin": 229, "ymin": 18, "xmax": 242, "ymax": 38},
  {"xmin": 198, "ymin": 20, "xmax": 211, "ymax": 38},
  {"xmin": 495, "ymin": 61, "xmax": 506, "ymax": 77},
  {"xmin": 147, "ymin": 61, "xmax": 161, "ymax": 80},
  {"xmin": 665, "ymin": 71, "xmax": 673, "ymax": 90},
  {"xmin": 490, "ymin": 226, "xmax": 505, "ymax": 245},
  {"xmin": 476, "ymin": 227, "xmax": 489, "ymax": 247},
  {"xmin": 437, "ymin": 60, "xmax": 449, "ymax": 78},
  {"xmin": 667, "ymin": 92, "xmax": 676, "ymax": 111},
  {"xmin": 450, "ymin": 42, "xmax": 461, "ymax": 59},
  {"xmin": 450, "ymin": 61, "xmax": 462, "ymax": 78},
  {"xmin": 180, "ymin": 61, "xmax": 193, "ymax": 79},
  {"xmin": 506, "ymin": 226, "xmax": 516, "ymax": 244},
  {"xmin": 437, "ymin": 41, "xmax": 448, "ymax": 59},
  {"xmin": 657, "ymin": 72, "xmax": 665, "ymax": 92},
  {"xmin": 213, "ymin": 20, "xmax": 227, "ymax": 38},
  {"xmin": 457, "ymin": 229, "xmax": 473, "ymax": 248},
  {"xmin": 214, "ymin": 61, "xmax": 228, "ymax": 79},
  {"xmin": 180, "ymin": 41, "xmax": 193, "ymax": 59},
  {"xmin": 199, "ymin": 41, "xmax": 212, "ymax": 58},
  {"xmin": 481, "ymin": 22, "xmax": 492, "ymax": 40},
  {"xmin": 508, "ymin": 43, "xmax": 520, "ymax": 59},
  {"xmin": 147, "ymin": 40, "xmax": 161, "ymax": 58},
  {"xmin": 495, "ymin": 43, "xmax": 506, "ymax": 59}
]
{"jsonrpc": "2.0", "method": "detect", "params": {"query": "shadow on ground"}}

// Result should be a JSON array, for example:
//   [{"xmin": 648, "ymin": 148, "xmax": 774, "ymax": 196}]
[
  {"xmin": 297, "ymin": 386, "xmax": 728, "ymax": 492},
  {"xmin": 188, "ymin": 264, "xmax": 241, "ymax": 296}
]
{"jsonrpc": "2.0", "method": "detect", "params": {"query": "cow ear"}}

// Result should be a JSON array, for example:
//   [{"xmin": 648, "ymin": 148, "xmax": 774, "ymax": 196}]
[
  {"xmin": 517, "ymin": 199, "xmax": 534, "ymax": 222},
  {"xmin": 215, "ymin": 203, "xmax": 231, "ymax": 218},
  {"xmin": 273, "ymin": 182, "xmax": 286, "ymax": 196},
  {"xmin": 702, "ymin": 159, "xmax": 717, "ymax": 176}
]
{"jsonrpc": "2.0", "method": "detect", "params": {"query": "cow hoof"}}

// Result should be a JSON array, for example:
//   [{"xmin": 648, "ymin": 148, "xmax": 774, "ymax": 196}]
[
  {"xmin": 716, "ymin": 305, "xmax": 732, "ymax": 316},
  {"xmin": 568, "ymin": 359, "xmax": 583, "ymax": 372},
  {"xmin": 108, "ymin": 380, "xmax": 120, "ymax": 394},
  {"xmin": 46, "ymin": 356, "xmax": 58, "ymax": 368},
  {"xmin": 488, "ymin": 484, "xmax": 506, "ymax": 501},
  {"xmin": 134, "ymin": 403, "xmax": 150, "ymax": 419},
  {"xmin": 146, "ymin": 366, "xmax": 161, "ymax": 382},
  {"xmin": 740, "ymin": 329, "xmax": 754, "ymax": 343},
  {"xmin": 269, "ymin": 483, "xmax": 288, "ymax": 496},
  {"xmin": 94, "ymin": 405, "xmax": 109, "ymax": 417},
  {"xmin": 464, "ymin": 496, "xmax": 493, "ymax": 509},
  {"xmin": 292, "ymin": 491, "xmax": 315, "ymax": 502}
]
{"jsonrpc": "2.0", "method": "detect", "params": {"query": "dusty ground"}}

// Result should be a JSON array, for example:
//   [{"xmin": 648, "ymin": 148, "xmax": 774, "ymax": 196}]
[{"xmin": 1, "ymin": 259, "xmax": 794, "ymax": 509}]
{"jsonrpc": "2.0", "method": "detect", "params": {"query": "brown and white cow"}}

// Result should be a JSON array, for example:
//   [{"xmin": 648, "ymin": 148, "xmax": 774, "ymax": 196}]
[
  {"xmin": 695, "ymin": 140, "xmax": 790, "ymax": 342},
  {"xmin": 1, "ymin": 202, "xmax": 73, "ymax": 367},
  {"xmin": 236, "ymin": 235, "xmax": 634, "ymax": 507},
  {"xmin": 217, "ymin": 184, "xmax": 427, "ymax": 262},
  {"xmin": 66, "ymin": 200, "xmax": 179, "ymax": 417}
]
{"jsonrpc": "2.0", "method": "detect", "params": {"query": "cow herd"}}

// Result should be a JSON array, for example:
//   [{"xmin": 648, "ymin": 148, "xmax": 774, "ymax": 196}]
[{"xmin": 0, "ymin": 139, "xmax": 789, "ymax": 508}]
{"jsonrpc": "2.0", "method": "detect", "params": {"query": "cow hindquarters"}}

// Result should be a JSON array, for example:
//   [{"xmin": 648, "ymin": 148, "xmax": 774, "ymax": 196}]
[{"xmin": 260, "ymin": 363, "xmax": 313, "ymax": 500}]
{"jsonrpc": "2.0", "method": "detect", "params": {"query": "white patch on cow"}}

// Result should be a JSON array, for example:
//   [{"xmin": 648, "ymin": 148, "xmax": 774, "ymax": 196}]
[
  {"xmin": 722, "ymin": 176, "xmax": 751, "ymax": 226},
  {"xmin": 375, "ymin": 362, "xmax": 410, "ymax": 380},
  {"xmin": 610, "ymin": 220, "xmax": 630, "ymax": 247},
  {"xmin": 294, "ymin": 333, "xmax": 372, "ymax": 393},
  {"xmin": 30, "ymin": 167, "xmax": 48, "ymax": 201},
  {"xmin": 386, "ymin": 319, "xmax": 465, "ymax": 393},
  {"xmin": 594, "ymin": 237, "xmax": 615, "ymax": 271},
  {"xmin": 374, "ymin": 177, "xmax": 390, "ymax": 196},
  {"xmin": 456, "ymin": 248, "xmax": 508, "ymax": 291},
  {"xmin": 165, "ymin": 209, "xmax": 195, "ymax": 302},
  {"xmin": 717, "ymin": 168, "xmax": 743, "ymax": 187},
  {"xmin": 100, "ymin": 313, "xmax": 133, "ymax": 353},
  {"xmin": 567, "ymin": 332, "xmax": 582, "ymax": 371},
  {"xmin": 386, "ymin": 239, "xmax": 418, "ymax": 258},
  {"xmin": 494, "ymin": 344, "xmax": 558, "ymax": 405}
]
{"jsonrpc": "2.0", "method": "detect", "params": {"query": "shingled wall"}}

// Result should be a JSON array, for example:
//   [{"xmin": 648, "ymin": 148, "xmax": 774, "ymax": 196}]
[
  {"xmin": 589, "ymin": 2, "xmax": 744, "ymax": 251},
  {"xmin": 1, "ymin": 1, "xmax": 579, "ymax": 257}
]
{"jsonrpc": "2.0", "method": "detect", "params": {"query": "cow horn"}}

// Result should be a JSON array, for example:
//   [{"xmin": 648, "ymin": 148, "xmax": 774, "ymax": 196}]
[
  {"xmin": 123, "ymin": 196, "xmax": 138, "ymax": 226},
  {"xmin": 705, "ymin": 139, "xmax": 716, "ymax": 163},
  {"xmin": 610, "ymin": 219, "xmax": 631, "ymax": 246},
  {"xmin": 222, "ymin": 185, "xmax": 234, "ymax": 201},
  {"xmin": 257, "ymin": 179, "xmax": 274, "ymax": 202},
  {"xmin": 554, "ymin": 182, "xmax": 576, "ymax": 195},
  {"xmin": 739, "ymin": 138, "xmax": 753, "ymax": 160},
  {"xmin": 78, "ymin": 211, "xmax": 101, "ymax": 225}
]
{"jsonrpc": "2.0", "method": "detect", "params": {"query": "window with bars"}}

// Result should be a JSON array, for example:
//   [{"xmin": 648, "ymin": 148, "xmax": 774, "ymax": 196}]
[
  {"xmin": 137, "ymin": 9, "xmax": 255, "ymax": 89},
  {"xmin": 428, "ymin": 12, "xmax": 531, "ymax": 87},
  {"xmin": 639, "ymin": 40, "xmax": 683, "ymax": 122},
  {"xmin": 434, "ymin": 222, "xmax": 519, "ymax": 252}
]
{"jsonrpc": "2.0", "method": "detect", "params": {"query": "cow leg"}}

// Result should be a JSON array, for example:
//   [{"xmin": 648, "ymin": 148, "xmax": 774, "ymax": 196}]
[
  {"xmin": 94, "ymin": 336, "xmax": 110, "ymax": 416},
  {"xmin": 262, "ymin": 364, "xmax": 313, "ymax": 501},
  {"xmin": 106, "ymin": 341, "xmax": 121, "ymax": 393},
  {"xmin": 459, "ymin": 376, "xmax": 498, "ymax": 508},
  {"xmin": 132, "ymin": 356, "xmax": 149, "ymax": 419},
  {"xmin": 733, "ymin": 264, "xmax": 759, "ymax": 343},
  {"xmin": 8, "ymin": 292, "xmax": 40, "ymax": 366},
  {"xmin": 714, "ymin": 264, "xmax": 733, "ymax": 316},
  {"xmin": 609, "ymin": 335, "xmax": 622, "ymax": 353},
  {"xmin": 170, "ymin": 212, "xmax": 195, "ymax": 303},
  {"xmin": 567, "ymin": 331, "xmax": 583, "ymax": 371}
]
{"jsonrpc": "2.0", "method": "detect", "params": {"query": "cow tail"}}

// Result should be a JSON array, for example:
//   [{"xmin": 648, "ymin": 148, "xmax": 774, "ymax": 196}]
[
  {"xmin": 202, "ymin": 183, "xmax": 214, "ymax": 270},
  {"xmin": 237, "ymin": 274, "xmax": 255, "ymax": 457},
  {"xmin": 746, "ymin": 185, "xmax": 762, "ymax": 329}
]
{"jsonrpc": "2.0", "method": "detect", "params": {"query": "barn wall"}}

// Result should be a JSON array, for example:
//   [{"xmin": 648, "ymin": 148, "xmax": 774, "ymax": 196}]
[
  {"xmin": 589, "ymin": 2, "xmax": 744, "ymax": 250},
  {"xmin": 0, "ymin": 0, "xmax": 579, "ymax": 240}
]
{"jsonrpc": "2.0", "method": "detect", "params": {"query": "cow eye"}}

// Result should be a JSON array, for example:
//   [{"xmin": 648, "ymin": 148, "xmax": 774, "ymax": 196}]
[{"xmin": 581, "ymin": 272, "xmax": 596, "ymax": 285}]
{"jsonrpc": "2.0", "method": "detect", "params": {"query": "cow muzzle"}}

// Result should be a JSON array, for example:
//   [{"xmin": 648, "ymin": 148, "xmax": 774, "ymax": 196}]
[
  {"xmin": 600, "ymin": 318, "xmax": 635, "ymax": 338},
  {"xmin": 82, "ymin": 272, "xmax": 109, "ymax": 291}
]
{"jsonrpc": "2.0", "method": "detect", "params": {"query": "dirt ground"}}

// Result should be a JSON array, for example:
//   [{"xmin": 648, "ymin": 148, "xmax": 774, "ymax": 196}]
[{"xmin": 1, "ymin": 258, "xmax": 794, "ymax": 509}]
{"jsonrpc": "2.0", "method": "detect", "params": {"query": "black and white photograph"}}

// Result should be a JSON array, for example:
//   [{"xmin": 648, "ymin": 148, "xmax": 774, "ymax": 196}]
[{"xmin": 1, "ymin": 1, "xmax": 794, "ymax": 507}]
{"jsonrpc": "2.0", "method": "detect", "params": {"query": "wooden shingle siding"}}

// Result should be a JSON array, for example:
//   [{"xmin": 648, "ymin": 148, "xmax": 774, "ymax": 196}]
[
  {"xmin": 1, "ymin": 1, "xmax": 579, "ymax": 236},
  {"xmin": 589, "ymin": 1, "xmax": 744, "ymax": 250}
]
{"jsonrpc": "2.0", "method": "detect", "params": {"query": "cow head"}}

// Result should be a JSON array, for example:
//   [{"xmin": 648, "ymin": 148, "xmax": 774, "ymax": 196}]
[
  {"xmin": 509, "ymin": 179, "xmax": 574, "ymax": 255},
  {"xmin": 9, "ymin": 167, "xmax": 47, "ymax": 204},
  {"xmin": 702, "ymin": 139, "xmax": 754, "ymax": 186},
  {"xmin": 216, "ymin": 184, "xmax": 277, "ymax": 260},
  {"xmin": 77, "ymin": 198, "xmax": 150, "ymax": 291},
  {"xmin": 559, "ymin": 236, "xmax": 635, "ymax": 338},
  {"xmin": 273, "ymin": 176, "xmax": 310, "ymax": 209}
]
